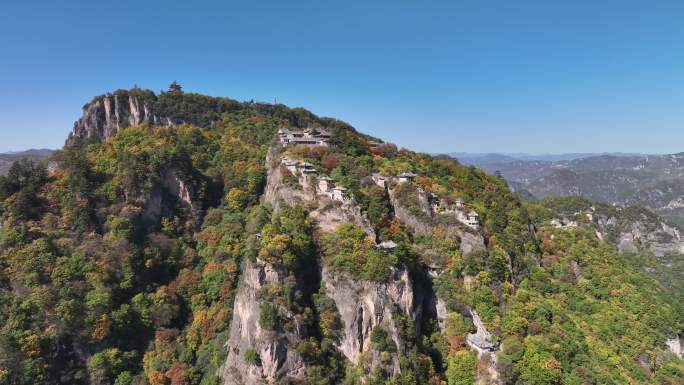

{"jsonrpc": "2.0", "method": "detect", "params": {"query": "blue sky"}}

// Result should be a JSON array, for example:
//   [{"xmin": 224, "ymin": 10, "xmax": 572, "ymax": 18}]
[{"xmin": 1, "ymin": 0, "xmax": 683, "ymax": 154}]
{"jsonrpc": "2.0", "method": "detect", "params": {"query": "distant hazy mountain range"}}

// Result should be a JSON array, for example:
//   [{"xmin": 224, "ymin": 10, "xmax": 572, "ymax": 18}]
[
  {"xmin": 0, "ymin": 149, "xmax": 53, "ymax": 175},
  {"xmin": 454, "ymin": 152, "xmax": 684, "ymax": 227},
  {"xmin": 449, "ymin": 152, "xmax": 644, "ymax": 165}
]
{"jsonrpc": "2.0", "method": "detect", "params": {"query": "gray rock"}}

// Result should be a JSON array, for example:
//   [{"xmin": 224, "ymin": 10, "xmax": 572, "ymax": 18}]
[
  {"xmin": 321, "ymin": 267, "xmax": 421, "ymax": 375},
  {"xmin": 221, "ymin": 259, "xmax": 307, "ymax": 385},
  {"xmin": 666, "ymin": 337, "xmax": 682, "ymax": 359},
  {"xmin": 388, "ymin": 184, "xmax": 484, "ymax": 256},
  {"xmin": 263, "ymin": 145, "xmax": 375, "ymax": 238},
  {"xmin": 66, "ymin": 91, "xmax": 170, "ymax": 146},
  {"xmin": 140, "ymin": 169, "xmax": 199, "ymax": 230}
]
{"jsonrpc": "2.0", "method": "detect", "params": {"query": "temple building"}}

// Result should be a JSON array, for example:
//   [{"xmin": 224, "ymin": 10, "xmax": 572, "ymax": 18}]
[
  {"xmin": 168, "ymin": 81, "xmax": 183, "ymax": 93},
  {"xmin": 466, "ymin": 211, "xmax": 480, "ymax": 228},
  {"xmin": 332, "ymin": 186, "xmax": 349, "ymax": 201},
  {"xmin": 317, "ymin": 176, "xmax": 334, "ymax": 193},
  {"xmin": 371, "ymin": 173, "xmax": 389, "ymax": 189},
  {"xmin": 278, "ymin": 127, "xmax": 331, "ymax": 146},
  {"xmin": 397, "ymin": 172, "xmax": 417, "ymax": 183}
]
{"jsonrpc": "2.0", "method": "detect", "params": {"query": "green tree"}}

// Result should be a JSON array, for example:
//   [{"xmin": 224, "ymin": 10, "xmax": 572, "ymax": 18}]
[{"xmin": 446, "ymin": 350, "xmax": 476, "ymax": 385}]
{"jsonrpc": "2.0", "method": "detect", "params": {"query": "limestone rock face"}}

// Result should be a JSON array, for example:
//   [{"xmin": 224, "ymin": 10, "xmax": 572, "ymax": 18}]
[
  {"xmin": 262, "ymin": 145, "xmax": 316, "ymax": 212},
  {"xmin": 263, "ymin": 145, "xmax": 375, "ymax": 238},
  {"xmin": 310, "ymin": 199, "xmax": 376, "ymax": 239},
  {"xmin": 140, "ymin": 169, "xmax": 199, "ymax": 230},
  {"xmin": 221, "ymin": 259, "xmax": 307, "ymax": 385},
  {"xmin": 466, "ymin": 310, "xmax": 501, "ymax": 384},
  {"xmin": 321, "ymin": 267, "xmax": 421, "ymax": 374},
  {"xmin": 666, "ymin": 336, "xmax": 683, "ymax": 359},
  {"xmin": 614, "ymin": 220, "xmax": 684, "ymax": 257},
  {"xmin": 388, "ymin": 184, "xmax": 485, "ymax": 256},
  {"xmin": 388, "ymin": 186, "xmax": 432, "ymax": 235},
  {"xmin": 552, "ymin": 208, "xmax": 684, "ymax": 259},
  {"xmin": 66, "ymin": 91, "xmax": 170, "ymax": 146}
]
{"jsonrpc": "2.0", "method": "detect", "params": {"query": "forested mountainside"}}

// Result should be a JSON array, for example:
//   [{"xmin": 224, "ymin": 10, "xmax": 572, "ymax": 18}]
[
  {"xmin": 525, "ymin": 196, "xmax": 684, "ymax": 301},
  {"xmin": 475, "ymin": 154, "xmax": 684, "ymax": 228},
  {"xmin": 0, "ymin": 88, "xmax": 682, "ymax": 385},
  {"xmin": 0, "ymin": 149, "xmax": 53, "ymax": 175}
]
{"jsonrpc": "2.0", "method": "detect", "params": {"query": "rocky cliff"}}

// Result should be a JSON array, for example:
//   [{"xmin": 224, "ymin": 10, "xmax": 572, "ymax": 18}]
[
  {"xmin": 388, "ymin": 182, "xmax": 485, "ymax": 258},
  {"xmin": 222, "ymin": 144, "xmax": 387, "ymax": 384},
  {"xmin": 139, "ymin": 168, "xmax": 200, "ymax": 231},
  {"xmin": 321, "ymin": 267, "xmax": 422, "ymax": 376},
  {"xmin": 66, "ymin": 90, "xmax": 171, "ymax": 146},
  {"xmin": 221, "ymin": 258, "xmax": 307, "ymax": 385}
]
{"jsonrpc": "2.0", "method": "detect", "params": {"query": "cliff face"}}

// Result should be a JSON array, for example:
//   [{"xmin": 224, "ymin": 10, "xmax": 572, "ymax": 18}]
[
  {"xmin": 66, "ymin": 90, "xmax": 170, "ymax": 146},
  {"xmin": 263, "ymin": 145, "xmax": 375, "ymax": 238},
  {"xmin": 222, "ymin": 144, "xmax": 442, "ymax": 384},
  {"xmin": 537, "ymin": 198, "xmax": 684, "ymax": 298},
  {"xmin": 388, "ymin": 183, "xmax": 485, "ymax": 257},
  {"xmin": 140, "ymin": 168, "xmax": 200, "ymax": 231},
  {"xmin": 611, "ymin": 219, "xmax": 684, "ymax": 257},
  {"xmin": 262, "ymin": 145, "xmax": 317, "ymax": 211},
  {"xmin": 221, "ymin": 258, "xmax": 307, "ymax": 385},
  {"xmin": 321, "ymin": 267, "xmax": 421, "ymax": 374}
]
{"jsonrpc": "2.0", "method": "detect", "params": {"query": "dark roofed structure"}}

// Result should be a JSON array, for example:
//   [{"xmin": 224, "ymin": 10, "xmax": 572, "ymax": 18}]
[{"xmin": 168, "ymin": 81, "xmax": 183, "ymax": 93}]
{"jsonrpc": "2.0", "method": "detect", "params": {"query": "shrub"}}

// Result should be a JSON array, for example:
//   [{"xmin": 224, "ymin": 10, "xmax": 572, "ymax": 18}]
[
  {"xmin": 370, "ymin": 326, "xmax": 396, "ymax": 352},
  {"xmin": 259, "ymin": 302, "xmax": 279, "ymax": 331},
  {"xmin": 244, "ymin": 348, "xmax": 260, "ymax": 366}
]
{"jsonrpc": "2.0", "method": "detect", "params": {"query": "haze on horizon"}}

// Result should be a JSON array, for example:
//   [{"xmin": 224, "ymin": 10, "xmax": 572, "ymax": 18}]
[{"xmin": 1, "ymin": 0, "xmax": 683, "ymax": 154}]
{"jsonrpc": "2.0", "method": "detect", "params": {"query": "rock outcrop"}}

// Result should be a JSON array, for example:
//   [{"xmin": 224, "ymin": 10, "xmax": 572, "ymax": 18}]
[
  {"xmin": 666, "ymin": 336, "xmax": 683, "ymax": 359},
  {"xmin": 613, "ymin": 220, "xmax": 684, "ymax": 258},
  {"xmin": 466, "ymin": 310, "xmax": 501, "ymax": 384},
  {"xmin": 66, "ymin": 90, "xmax": 171, "ymax": 146},
  {"xmin": 140, "ymin": 169, "xmax": 199, "ymax": 230},
  {"xmin": 263, "ymin": 145, "xmax": 375, "ymax": 238},
  {"xmin": 262, "ymin": 146, "xmax": 316, "ymax": 212},
  {"xmin": 222, "ymin": 144, "xmax": 386, "ymax": 385},
  {"xmin": 388, "ymin": 184, "xmax": 485, "ymax": 256},
  {"xmin": 221, "ymin": 259, "xmax": 307, "ymax": 385},
  {"xmin": 310, "ymin": 199, "xmax": 376, "ymax": 239},
  {"xmin": 321, "ymin": 267, "xmax": 421, "ymax": 374}
]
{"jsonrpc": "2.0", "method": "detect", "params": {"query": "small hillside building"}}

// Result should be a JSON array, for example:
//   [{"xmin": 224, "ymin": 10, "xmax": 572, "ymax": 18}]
[
  {"xmin": 317, "ymin": 176, "xmax": 334, "ymax": 193},
  {"xmin": 332, "ymin": 187, "xmax": 349, "ymax": 202},
  {"xmin": 300, "ymin": 167, "xmax": 318, "ymax": 178},
  {"xmin": 466, "ymin": 211, "xmax": 479, "ymax": 228},
  {"xmin": 284, "ymin": 161, "xmax": 299, "ymax": 174},
  {"xmin": 371, "ymin": 173, "xmax": 389, "ymax": 189},
  {"xmin": 397, "ymin": 172, "xmax": 417, "ymax": 183},
  {"xmin": 278, "ymin": 127, "xmax": 331, "ymax": 146}
]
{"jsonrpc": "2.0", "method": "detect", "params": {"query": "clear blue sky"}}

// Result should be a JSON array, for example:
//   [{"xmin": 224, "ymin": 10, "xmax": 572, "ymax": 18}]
[{"xmin": 1, "ymin": 0, "xmax": 683, "ymax": 154}]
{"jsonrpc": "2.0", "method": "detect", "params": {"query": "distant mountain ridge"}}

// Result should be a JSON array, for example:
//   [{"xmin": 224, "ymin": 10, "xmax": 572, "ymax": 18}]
[
  {"xmin": 471, "ymin": 152, "xmax": 684, "ymax": 227},
  {"xmin": 0, "ymin": 148, "xmax": 53, "ymax": 175},
  {"xmin": 450, "ymin": 151, "xmax": 645, "ymax": 165}
]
